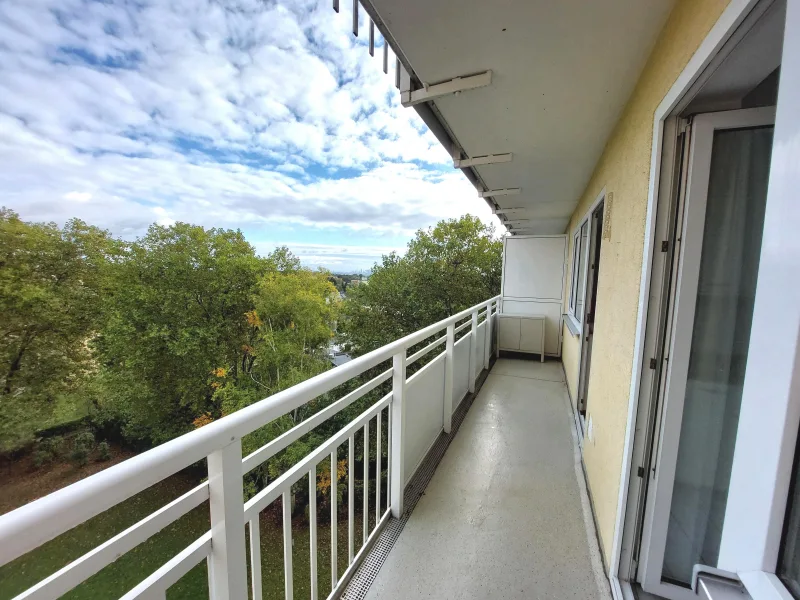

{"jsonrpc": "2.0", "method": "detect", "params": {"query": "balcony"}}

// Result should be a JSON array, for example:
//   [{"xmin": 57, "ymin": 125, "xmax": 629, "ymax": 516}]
[{"xmin": 0, "ymin": 296, "xmax": 606, "ymax": 599}]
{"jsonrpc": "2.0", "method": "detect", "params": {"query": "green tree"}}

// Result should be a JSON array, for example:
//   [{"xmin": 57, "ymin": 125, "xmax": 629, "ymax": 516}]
[
  {"xmin": 92, "ymin": 222, "xmax": 269, "ymax": 445},
  {"xmin": 339, "ymin": 215, "xmax": 502, "ymax": 356},
  {"xmin": 0, "ymin": 208, "xmax": 113, "ymax": 448}
]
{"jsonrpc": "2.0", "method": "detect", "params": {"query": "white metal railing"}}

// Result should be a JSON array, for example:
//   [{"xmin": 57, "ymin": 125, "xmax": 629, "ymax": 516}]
[{"xmin": 0, "ymin": 295, "xmax": 500, "ymax": 600}]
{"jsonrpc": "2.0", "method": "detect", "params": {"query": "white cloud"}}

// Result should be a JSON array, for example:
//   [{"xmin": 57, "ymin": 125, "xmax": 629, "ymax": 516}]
[
  {"xmin": 0, "ymin": 0, "xmax": 500, "ymax": 268},
  {"xmin": 64, "ymin": 191, "xmax": 92, "ymax": 202}
]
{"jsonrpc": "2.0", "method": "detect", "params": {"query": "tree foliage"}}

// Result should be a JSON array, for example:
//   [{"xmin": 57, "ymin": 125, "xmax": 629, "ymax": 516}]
[
  {"xmin": 0, "ymin": 209, "xmax": 114, "ymax": 447},
  {"xmin": 339, "ymin": 215, "xmax": 502, "ymax": 356},
  {"xmin": 1, "ymin": 210, "xmax": 495, "ymax": 509},
  {"xmin": 90, "ymin": 223, "xmax": 339, "ymax": 446}
]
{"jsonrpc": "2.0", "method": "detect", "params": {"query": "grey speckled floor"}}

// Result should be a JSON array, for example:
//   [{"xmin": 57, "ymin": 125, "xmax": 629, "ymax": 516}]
[{"xmin": 364, "ymin": 358, "xmax": 609, "ymax": 600}]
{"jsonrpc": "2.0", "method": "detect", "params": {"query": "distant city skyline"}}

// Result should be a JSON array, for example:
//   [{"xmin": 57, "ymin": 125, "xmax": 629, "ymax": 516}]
[{"xmin": 0, "ymin": 0, "xmax": 499, "ymax": 272}]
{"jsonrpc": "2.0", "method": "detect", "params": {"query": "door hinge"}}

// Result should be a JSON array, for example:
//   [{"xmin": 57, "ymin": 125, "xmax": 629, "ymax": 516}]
[
  {"xmin": 661, "ymin": 240, "xmax": 669, "ymax": 252},
  {"xmin": 637, "ymin": 466, "xmax": 645, "ymax": 478},
  {"xmin": 649, "ymin": 358, "xmax": 657, "ymax": 370}
]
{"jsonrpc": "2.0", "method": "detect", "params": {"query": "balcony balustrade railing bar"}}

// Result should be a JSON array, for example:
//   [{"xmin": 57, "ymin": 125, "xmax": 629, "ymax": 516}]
[
  {"xmin": 249, "ymin": 517, "xmax": 263, "ymax": 600},
  {"xmin": 363, "ymin": 420, "xmax": 369, "ymax": 545},
  {"xmin": 309, "ymin": 469, "xmax": 318, "ymax": 600},
  {"xmin": 406, "ymin": 335, "xmax": 446, "ymax": 366},
  {"xmin": 282, "ymin": 491, "xmax": 293, "ymax": 600},
  {"xmin": 13, "ymin": 482, "xmax": 209, "ymax": 600},
  {"xmin": 348, "ymin": 435, "xmax": 355, "ymax": 564},
  {"xmin": 454, "ymin": 320, "xmax": 471, "ymax": 335},
  {"xmin": 376, "ymin": 411, "xmax": 382, "ymax": 526},
  {"xmin": 330, "ymin": 449, "xmax": 338, "ymax": 589},
  {"xmin": 120, "ymin": 532, "xmax": 211, "ymax": 600}
]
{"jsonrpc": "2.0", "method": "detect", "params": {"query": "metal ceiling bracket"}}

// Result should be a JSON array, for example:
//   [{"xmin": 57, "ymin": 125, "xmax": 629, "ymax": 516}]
[
  {"xmin": 492, "ymin": 206, "xmax": 526, "ymax": 215},
  {"xmin": 454, "ymin": 153, "xmax": 512, "ymax": 168},
  {"xmin": 478, "ymin": 188, "xmax": 520, "ymax": 198},
  {"xmin": 400, "ymin": 71, "xmax": 492, "ymax": 107}
]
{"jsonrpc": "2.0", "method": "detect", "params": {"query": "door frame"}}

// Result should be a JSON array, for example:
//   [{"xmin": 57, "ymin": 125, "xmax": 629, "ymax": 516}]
[
  {"xmin": 637, "ymin": 107, "xmax": 776, "ymax": 600},
  {"xmin": 610, "ymin": 0, "xmax": 800, "ymax": 598}
]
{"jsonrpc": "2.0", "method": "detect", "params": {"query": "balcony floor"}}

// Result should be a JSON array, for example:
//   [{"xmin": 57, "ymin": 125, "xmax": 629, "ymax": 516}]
[{"xmin": 364, "ymin": 358, "xmax": 610, "ymax": 600}]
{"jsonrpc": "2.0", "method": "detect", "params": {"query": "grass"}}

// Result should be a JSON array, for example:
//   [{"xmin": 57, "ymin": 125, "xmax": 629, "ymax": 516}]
[{"xmin": 0, "ymin": 472, "xmax": 386, "ymax": 599}]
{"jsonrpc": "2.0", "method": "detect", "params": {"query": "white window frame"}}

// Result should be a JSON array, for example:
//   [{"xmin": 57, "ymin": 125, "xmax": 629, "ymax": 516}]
[
  {"xmin": 567, "ymin": 189, "xmax": 604, "ymax": 335},
  {"xmin": 567, "ymin": 218, "xmax": 589, "ymax": 334}
]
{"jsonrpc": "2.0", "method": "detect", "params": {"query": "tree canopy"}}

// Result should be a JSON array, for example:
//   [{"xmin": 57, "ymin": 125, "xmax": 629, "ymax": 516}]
[
  {"xmin": 339, "ymin": 215, "xmax": 502, "ymax": 356},
  {"xmin": 0, "ymin": 209, "xmax": 115, "ymax": 447}
]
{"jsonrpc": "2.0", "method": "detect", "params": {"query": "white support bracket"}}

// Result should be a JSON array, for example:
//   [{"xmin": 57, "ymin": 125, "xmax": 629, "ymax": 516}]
[
  {"xmin": 492, "ymin": 206, "xmax": 527, "ymax": 215},
  {"xmin": 401, "ymin": 71, "xmax": 492, "ymax": 107},
  {"xmin": 454, "ymin": 153, "xmax": 512, "ymax": 168},
  {"xmin": 503, "ymin": 220, "xmax": 532, "ymax": 226},
  {"xmin": 479, "ymin": 188, "xmax": 520, "ymax": 198}
]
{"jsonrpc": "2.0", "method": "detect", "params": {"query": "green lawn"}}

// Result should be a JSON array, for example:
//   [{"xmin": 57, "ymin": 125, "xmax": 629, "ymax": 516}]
[
  {"xmin": 0, "ymin": 392, "xmax": 90, "ymax": 452},
  {"xmin": 0, "ymin": 474, "xmax": 384, "ymax": 599}
]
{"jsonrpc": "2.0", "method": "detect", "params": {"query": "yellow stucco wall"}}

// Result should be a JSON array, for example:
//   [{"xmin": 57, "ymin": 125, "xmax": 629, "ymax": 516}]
[{"xmin": 559, "ymin": 0, "xmax": 732, "ymax": 564}]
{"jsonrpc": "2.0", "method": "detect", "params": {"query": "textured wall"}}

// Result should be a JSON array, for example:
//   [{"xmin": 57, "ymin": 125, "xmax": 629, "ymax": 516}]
[{"xmin": 559, "ymin": 0, "xmax": 732, "ymax": 564}]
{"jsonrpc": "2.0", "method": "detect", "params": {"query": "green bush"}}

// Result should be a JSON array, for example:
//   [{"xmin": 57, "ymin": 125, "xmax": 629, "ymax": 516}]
[
  {"xmin": 32, "ymin": 450, "xmax": 52, "ymax": 468},
  {"xmin": 97, "ymin": 441, "xmax": 112, "ymax": 461},
  {"xmin": 73, "ymin": 431, "xmax": 95, "ymax": 451},
  {"xmin": 70, "ymin": 432, "xmax": 95, "ymax": 467},
  {"xmin": 40, "ymin": 436, "xmax": 65, "ymax": 458},
  {"xmin": 70, "ymin": 447, "xmax": 89, "ymax": 467}
]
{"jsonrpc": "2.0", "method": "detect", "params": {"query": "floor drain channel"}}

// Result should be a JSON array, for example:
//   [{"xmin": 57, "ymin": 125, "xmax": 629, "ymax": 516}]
[{"xmin": 339, "ymin": 365, "xmax": 493, "ymax": 600}]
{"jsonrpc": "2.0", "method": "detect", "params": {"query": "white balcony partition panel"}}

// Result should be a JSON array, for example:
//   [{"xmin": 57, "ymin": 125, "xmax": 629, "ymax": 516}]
[
  {"xmin": 453, "ymin": 335, "xmax": 472, "ymax": 412},
  {"xmin": 0, "ymin": 295, "xmax": 499, "ymax": 600},
  {"xmin": 404, "ymin": 353, "xmax": 446, "ymax": 484},
  {"xmin": 500, "ymin": 234, "xmax": 567, "ymax": 357}
]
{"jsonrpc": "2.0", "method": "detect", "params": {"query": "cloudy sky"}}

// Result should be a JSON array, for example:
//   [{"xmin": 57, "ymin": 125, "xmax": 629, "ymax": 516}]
[{"xmin": 0, "ymin": 0, "xmax": 501, "ymax": 272}]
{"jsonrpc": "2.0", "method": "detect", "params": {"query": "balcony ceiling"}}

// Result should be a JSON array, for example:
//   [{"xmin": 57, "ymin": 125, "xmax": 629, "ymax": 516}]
[{"xmin": 368, "ymin": 0, "xmax": 676, "ymax": 234}]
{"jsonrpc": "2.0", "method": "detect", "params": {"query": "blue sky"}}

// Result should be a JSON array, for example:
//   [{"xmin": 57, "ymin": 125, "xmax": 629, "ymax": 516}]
[{"xmin": 0, "ymin": 0, "xmax": 499, "ymax": 272}]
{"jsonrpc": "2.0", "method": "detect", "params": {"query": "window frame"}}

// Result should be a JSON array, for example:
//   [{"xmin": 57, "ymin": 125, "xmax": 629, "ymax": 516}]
[{"xmin": 567, "ymin": 216, "xmax": 591, "ymax": 335}]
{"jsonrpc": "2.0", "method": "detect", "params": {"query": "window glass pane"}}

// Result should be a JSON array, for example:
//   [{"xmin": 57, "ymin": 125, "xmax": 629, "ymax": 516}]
[
  {"xmin": 575, "ymin": 221, "xmax": 589, "ymax": 323},
  {"xmin": 779, "ymin": 437, "xmax": 800, "ymax": 597},
  {"xmin": 662, "ymin": 126, "xmax": 773, "ymax": 585},
  {"xmin": 570, "ymin": 232, "xmax": 581, "ymax": 313}
]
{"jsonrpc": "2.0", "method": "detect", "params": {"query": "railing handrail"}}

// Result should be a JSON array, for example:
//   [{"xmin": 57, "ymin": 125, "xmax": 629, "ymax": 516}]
[{"xmin": 0, "ymin": 295, "xmax": 500, "ymax": 567}]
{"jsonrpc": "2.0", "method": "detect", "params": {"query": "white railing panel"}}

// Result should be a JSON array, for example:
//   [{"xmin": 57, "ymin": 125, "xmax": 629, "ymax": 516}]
[
  {"xmin": 473, "ymin": 321, "xmax": 487, "ymax": 380},
  {"xmin": 453, "ymin": 335, "xmax": 471, "ymax": 411},
  {"xmin": 404, "ymin": 352, "xmax": 446, "ymax": 484}
]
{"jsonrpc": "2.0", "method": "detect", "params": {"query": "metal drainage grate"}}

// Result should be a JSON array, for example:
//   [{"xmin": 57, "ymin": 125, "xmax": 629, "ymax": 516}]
[{"xmin": 339, "ymin": 364, "xmax": 494, "ymax": 600}]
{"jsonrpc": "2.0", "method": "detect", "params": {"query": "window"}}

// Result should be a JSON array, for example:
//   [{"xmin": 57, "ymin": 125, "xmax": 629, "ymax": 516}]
[{"xmin": 568, "ymin": 220, "xmax": 589, "ymax": 330}]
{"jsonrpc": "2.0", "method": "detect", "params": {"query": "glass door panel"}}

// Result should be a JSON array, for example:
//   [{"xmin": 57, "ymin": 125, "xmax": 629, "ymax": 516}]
[{"xmin": 662, "ymin": 124, "xmax": 773, "ymax": 585}]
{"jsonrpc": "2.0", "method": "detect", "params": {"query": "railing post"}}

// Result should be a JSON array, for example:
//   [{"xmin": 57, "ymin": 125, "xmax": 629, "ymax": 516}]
[
  {"xmin": 443, "ymin": 323, "xmax": 455, "ymax": 433},
  {"xmin": 496, "ymin": 298, "xmax": 502, "ymax": 359},
  {"xmin": 390, "ymin": 350, "xmax": 407, "ymax": 518},
  {"xmin": 469, "ymin": 310, "xmax": 479, "ymax": 393},
  {"xmin": 207, "ymin": 438, "xmax": 247, "ymax": 600},
  {"xmin": 484, "ymin": 301, "xmax": 493, "ymax": 370}
]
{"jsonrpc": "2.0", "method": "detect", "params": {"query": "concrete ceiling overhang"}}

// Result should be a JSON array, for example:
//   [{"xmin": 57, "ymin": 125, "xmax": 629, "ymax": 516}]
[{"xmin": 363, "ymin": 0, "xmax": 676, "ymax": 234}]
